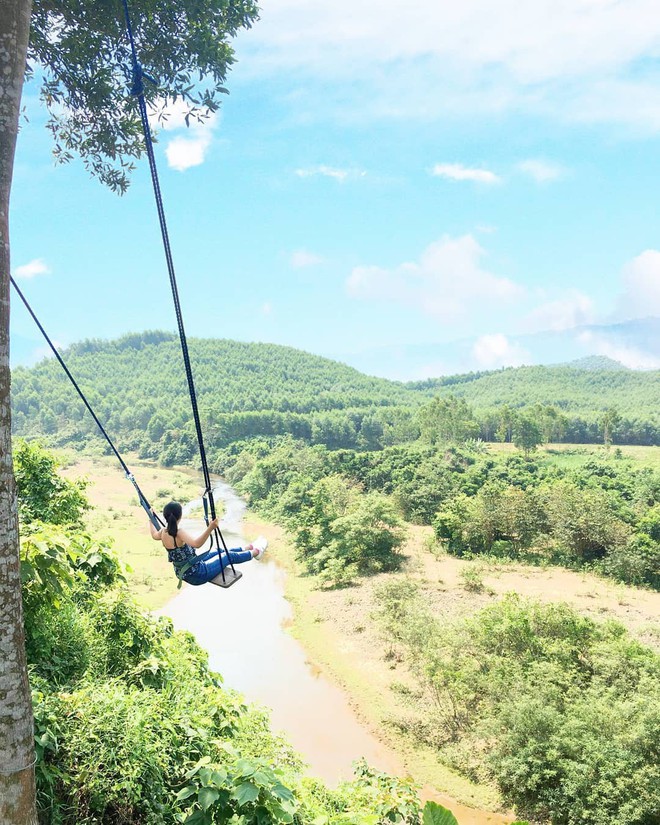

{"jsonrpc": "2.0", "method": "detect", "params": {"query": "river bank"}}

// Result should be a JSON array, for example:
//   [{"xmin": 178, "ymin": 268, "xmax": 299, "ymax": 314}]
[{"xmin": 60, "ymin": 453, "xmax": 512, "ymax": 819}]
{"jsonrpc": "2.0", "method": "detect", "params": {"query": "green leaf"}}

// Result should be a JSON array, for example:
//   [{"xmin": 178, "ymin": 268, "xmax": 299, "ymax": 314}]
[
  {"xmin": 272, "ymin": 782, "xmax": 295, "ymax": 802},
  {"xmin": 235, "ymin": 758, "xmax": 256, "ymax": 777},
  {"xmin": 233, "ymin": 781, "xmax": 260, "ymax": 806},
  {"xmin": 175, "ymin": 785, "xmax": 197, "ymax": 802},
  {"xmin": 252, "ymin": 770, "xmax": 271, "ymax": 787},
  {"xmin": 185, "ymin": 755, "xmax": 211, "ymax": 779},
  {"xmin": 198, "ymin": 787, "xmax": 219, "ymax": 811},
  {"xmin": 210, "ymin": 768, "xmax": 228, "ymax": 787},
  {"xmin": 183, "ymin": 810, "xmax": 211, "ymax": 825},
  {"xmin": 423, "ymin": 802, "xmax": 459, "ymax": 825}
]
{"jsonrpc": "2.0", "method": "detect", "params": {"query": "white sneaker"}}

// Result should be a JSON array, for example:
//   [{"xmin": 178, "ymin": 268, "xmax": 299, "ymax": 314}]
[{"xmin": 251, "ymin": 536, "xmax": 268, "ymax": 560}]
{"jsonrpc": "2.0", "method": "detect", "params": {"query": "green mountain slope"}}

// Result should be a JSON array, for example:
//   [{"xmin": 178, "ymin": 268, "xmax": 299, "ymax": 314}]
[
  {"xmin": 416, "ymin": 363, "xmax": 659, "ymax": 419},
  {"xmin": 10, "ymin": 331, "xmax": 660, "ymax": 455}
]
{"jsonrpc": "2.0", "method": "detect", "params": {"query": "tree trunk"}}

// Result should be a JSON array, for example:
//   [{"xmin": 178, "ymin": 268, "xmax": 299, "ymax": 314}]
[{"xmin": 0, "ymin": 0, "xmax": 38, "ymax": 822}]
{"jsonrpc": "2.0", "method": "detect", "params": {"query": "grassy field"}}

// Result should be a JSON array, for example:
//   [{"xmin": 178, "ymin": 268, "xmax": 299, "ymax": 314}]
[
  {"xmin": 489, "ymin": 441, "xmax": 660, "ymax": 468},
  {"xmin": 59, "ymin": 451, "xmax": 209, "ymax": 609}
]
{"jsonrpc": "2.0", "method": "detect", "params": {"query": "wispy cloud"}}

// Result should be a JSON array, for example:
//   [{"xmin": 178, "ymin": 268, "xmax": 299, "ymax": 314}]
[
  {"xmin": 431, "ymin": 163, "xmax": 501, "ymax": 184},
  {"xmin": 523, "ymin": 290, "xmax": 595, "ymax": 333},
  {"xmin": 295, "ymin": 165, "xmax": 366, "ymax": 182},
  {"xmin": 616, "ymin": 249, "xmax": 660, "ymax": 320},
  {"xmin": 518, "ymin": 159, "xmax": 566, "ymax": 183},
  {"xmin": 291, "ymin": 249, "xmax": 323, "ymax": 268},
  {"xmin": 13, "ymin": 258, "xmax": 50, "ymax": 279},
  {"xmin": 577, "ymin": 330, "xmax": 660, "ymax": 370},
  {"xmin": 347, "ymin": 234, "xmax": 523, "ymax": 321},
  {"xmin": 473, "ymin": 333, "xmax": 530, "ymax": 368},
  {"xmin": 238, "ymin": 0, "xmax": 660, "ymax": 129}
]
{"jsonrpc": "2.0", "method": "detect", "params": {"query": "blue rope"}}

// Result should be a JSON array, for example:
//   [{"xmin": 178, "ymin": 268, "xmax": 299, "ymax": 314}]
[{"xmin": 119, "ymin": 0, "xmax": 234, "ymax": 578}]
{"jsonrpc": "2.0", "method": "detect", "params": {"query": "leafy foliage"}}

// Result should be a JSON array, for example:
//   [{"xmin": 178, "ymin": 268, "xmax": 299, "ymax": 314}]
[
  {"xmin": 28, "ymin": 0, "xmax": 259, "ymax": 191},
  {"xmin": 14, "ymin": 440, "xmax": 88, "ymax": 527},
  {"xmin": 374, "ymin": 591, "xmax": 660, "ymax": 824},
  {"xmin": 422, "ymin": 803, "xmax": 458, "ymax": 825},
  {"xmin": 18, "ymin": 443, "xmax": 434, "ymax": 824}
]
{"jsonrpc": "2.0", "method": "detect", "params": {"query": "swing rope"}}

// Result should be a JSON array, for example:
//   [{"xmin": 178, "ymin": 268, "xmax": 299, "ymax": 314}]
[
  {"xmin": 119, "ymin": 0, "xmax": 236, "ymax": 580},
  {"xmin": 10, "ymin": 276, "xmax": 163, "ymax": 530}
]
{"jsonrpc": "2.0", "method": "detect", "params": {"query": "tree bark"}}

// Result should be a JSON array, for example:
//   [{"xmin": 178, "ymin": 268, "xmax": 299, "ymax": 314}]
[{"xmin": 0, "ymin": 0, "xmax": 38, "ymax": 822}]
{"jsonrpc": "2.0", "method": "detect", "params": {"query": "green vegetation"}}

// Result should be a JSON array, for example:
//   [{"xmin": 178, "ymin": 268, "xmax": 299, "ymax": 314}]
[
  {"xmin": 20, "ymin": 442, "xmax": 469, "ymax": 823},
  {"xmin": 11, "ymin": 336, "xmax": 660, "ymax": 821},
  {"xmin": 10, "ymin": 333, "xmax": 660, "ymax": 457},
  {"xmin": 375, "ymin": 588, "xmax": 660, "ymax": 825},
  {"xmin": 219, "ymin": 437, "xmax": 660, "ymax": 590}
]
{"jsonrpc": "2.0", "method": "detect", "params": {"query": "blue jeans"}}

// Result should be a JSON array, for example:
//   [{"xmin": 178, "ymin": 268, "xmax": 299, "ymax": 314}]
[{"xmin": 184, "ymin": 548, "xmax": 252, "ymax": 586}]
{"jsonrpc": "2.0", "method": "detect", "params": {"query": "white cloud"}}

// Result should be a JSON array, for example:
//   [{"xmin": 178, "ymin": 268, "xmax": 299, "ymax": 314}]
[
  {"xmin": 165, "ymin": 130, "xmax": 214, "ymax": 171},
  {"xmin": 150, "ymin": 100, "xmax": 219, "ymax": 172},
  {"xmin": 236, "ymin": 0, "xmax": 660, "ymax": 129},
  {"xmin": 431, "ymin": 163, "xmax": 501, "ymax": 184},
  {"xmin": 617, "ymin": 249, "xmax": 660, "ymax": 319},
  {"xmin": 473, "ymin": 333, "xmax": 530, "ymax": 369},
  {"xmin": 261, "ymin": 302, "xmax": 273, "ymax": 316},
  {"xmin": 291, "ymin": 249, "xmax": 323, "ymax": 268},
  {"xmin": 577, "ymin": 330, "xmax": 660, "ymax": 370},
  {"xmin": 243, "ymin": 0, "xmax": 660, "ymax": 81},
  {"xmin": 347, "ymin": 234, "xmax": 523, "ymax": 321},
  {"xmin": 13, "ymin": 258, "xmax": 50, "ymax": 279},
  {"xmin": 295, "ymin": 165, "xmax": 366, "ymax": 182},
  {"xmin": 32, "ymin": 342, "xmax": 65, "ymax": 362},
  {"xmin": 523, "ymin": 290, "xmax": 596, "ymax": 332},
  {"xmin": 518, "ymin": 159, "xmax": 566, "ymax": 182}
]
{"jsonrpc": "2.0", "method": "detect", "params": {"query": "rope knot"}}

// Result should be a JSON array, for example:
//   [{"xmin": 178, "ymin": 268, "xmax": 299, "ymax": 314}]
[{"xmin": 130, "ymin": 63, "xmax": 156, "ymax": 97}]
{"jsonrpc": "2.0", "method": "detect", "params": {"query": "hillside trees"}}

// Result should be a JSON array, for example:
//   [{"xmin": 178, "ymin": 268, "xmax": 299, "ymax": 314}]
[
  {"xmin": 10, "ymin": 333, "xmax": 660, "ymax": 456},
  {"xmin": 0, "ymin": 1, "xmax": 258, "ymax": 820}
]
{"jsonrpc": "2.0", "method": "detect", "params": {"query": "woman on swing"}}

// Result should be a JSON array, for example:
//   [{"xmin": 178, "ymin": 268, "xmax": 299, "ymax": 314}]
[{"xmin": 150, "ymin": 500, "xmax": 267, "ymax": 586}]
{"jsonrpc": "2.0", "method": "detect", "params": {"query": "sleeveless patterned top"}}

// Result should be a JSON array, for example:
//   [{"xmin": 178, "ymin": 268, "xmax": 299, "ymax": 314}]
[{"xmin": 167, "ymin": 542, "xmax": 201, "ymax": 573}]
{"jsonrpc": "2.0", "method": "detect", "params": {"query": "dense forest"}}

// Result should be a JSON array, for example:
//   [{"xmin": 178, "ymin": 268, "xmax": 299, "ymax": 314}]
[{"xmin": 10, "ymin": 333, "xmax": 660, "ymax": 460}]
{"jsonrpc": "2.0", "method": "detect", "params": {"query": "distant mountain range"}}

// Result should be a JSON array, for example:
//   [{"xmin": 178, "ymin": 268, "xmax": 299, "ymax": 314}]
[{"xmin": 328, "ymin": 317, "xmax": 660, "ymax": 380}]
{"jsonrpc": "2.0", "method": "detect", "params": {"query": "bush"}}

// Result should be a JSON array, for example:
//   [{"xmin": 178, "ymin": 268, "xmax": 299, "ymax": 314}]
[
  {"xmin": 14, "ymin": 439, "xmax": 89, "ymax": 527},
  {"xmin": 373, "ymin": 591, "xmax": 660, "ymax": 823}
]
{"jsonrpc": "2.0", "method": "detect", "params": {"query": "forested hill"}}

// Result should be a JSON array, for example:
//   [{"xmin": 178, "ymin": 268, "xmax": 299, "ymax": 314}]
[
  {"xmin": 412, "ymin": 359, "xmax": 659, "ymax": 419},
  {"xmin": 11, "ymin": 332, "xmax": 424, "ymax": 460},
  {"xmin": 11, "ymin": 331, "xmax": 660, "ymax": 457}
]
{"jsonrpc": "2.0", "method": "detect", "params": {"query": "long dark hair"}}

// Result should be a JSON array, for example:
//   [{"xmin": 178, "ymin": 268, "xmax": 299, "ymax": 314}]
[{"xmin": 163, "ymin": 501, "xmax": 182, "ymax": 539}]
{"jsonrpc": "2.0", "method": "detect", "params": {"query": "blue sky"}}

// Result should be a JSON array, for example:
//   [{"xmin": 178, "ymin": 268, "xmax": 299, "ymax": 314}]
[{"xmin": 9, "ymin": 0, "xmax": 660, "ymax": 379}]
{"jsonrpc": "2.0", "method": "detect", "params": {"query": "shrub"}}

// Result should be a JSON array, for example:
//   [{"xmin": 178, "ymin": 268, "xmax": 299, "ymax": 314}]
[{"xmin": 14, "ymin": 439, "xmax": 89, "ymax": 527}]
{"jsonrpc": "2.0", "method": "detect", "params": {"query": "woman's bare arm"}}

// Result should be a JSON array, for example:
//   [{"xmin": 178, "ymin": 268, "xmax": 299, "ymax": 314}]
[{"xmin": 180, "ymin": 517, "xmax": 220, "ymax": 549}]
